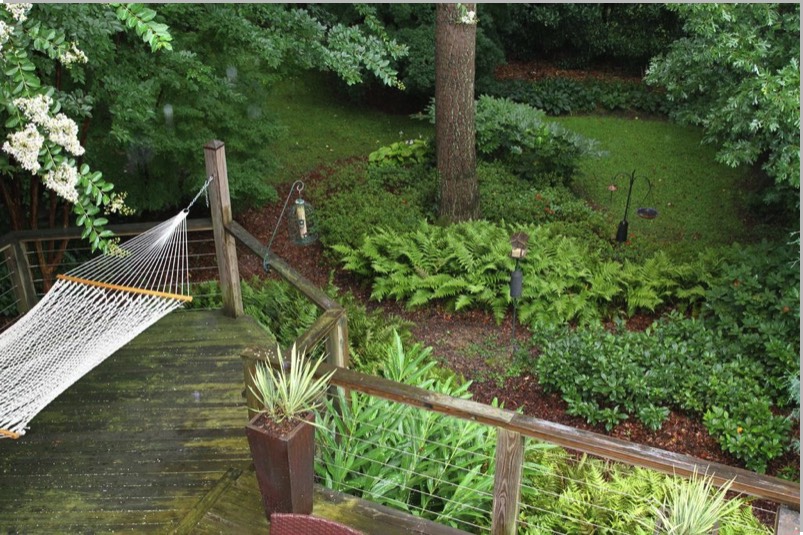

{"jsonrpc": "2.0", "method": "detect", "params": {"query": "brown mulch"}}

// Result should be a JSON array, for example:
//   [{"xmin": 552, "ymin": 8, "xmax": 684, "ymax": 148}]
[{"xmin": 233, "ymin": 167, "xmax": 799, "ymax": 482}]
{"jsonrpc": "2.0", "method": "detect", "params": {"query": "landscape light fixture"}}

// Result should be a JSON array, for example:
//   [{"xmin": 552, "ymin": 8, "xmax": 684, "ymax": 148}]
[
  {"xmin": 263, "ymin": 180, "xmax": 317, "ymax": 272},
  {"xmin": 614, "ymin": 170, "xmax": 657, "ymax": 244},
  {"xmin": 509, "ymin": 231, "xmax": 529, "ymax": 352}
]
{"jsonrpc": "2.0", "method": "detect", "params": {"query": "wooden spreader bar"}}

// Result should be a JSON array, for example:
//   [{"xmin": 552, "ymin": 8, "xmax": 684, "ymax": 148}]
[
  {"xmin": 0, "ymin": 428, "xmax": 21, "ymax": 440},
  {"xmin": 56, "ymin": 274, "xmax": 193, "ymax": 303}
]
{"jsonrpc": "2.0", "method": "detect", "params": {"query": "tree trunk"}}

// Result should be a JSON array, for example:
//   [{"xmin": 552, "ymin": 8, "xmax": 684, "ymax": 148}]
[{"xmin": 435, "ymin": 3, "xmax": 479, "ymax": 222}]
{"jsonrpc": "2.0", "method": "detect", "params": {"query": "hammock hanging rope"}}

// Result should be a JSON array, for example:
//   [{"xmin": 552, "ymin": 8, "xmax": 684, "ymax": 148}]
[{"xmin": 0, "ymin": 178, "xmax": 212, "ymax": 439}]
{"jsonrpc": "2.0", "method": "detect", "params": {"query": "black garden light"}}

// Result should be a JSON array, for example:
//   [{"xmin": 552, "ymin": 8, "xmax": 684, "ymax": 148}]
[
  {"xmin": 613, "ymin": 170, "xmax": 657, "ymax": 244},
  {"xmin": 509, "ymin": 231, "xmax": 529, "ymax": 351},
  {"xmin": 263, "ymin": 180, "xmax": 318, "ymax": 272}
]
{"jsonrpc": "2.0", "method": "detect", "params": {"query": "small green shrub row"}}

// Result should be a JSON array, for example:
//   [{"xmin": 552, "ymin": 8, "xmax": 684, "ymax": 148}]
[
  {"xmin": 476, "ymin": 76, "xmax": 674, "ymax": 117},
  {"xmin": 334, "ymin": 220, "xmax": 708, "ymax": 325},
  {"xmin": 531, "ymin": 314, "xmax": 793, "ymax": 473}
]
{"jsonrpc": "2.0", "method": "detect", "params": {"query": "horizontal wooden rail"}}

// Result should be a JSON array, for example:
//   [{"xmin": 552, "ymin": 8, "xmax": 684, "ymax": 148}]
[
  {"xmin": 224, "ymin": 221, "xmax": 340, "ymax": 311},
  {"xmin": 0, "ymin": 218, "xmax": 213, "ymax": 249},
  {"xmin": 241, "ymin": 346, "xmax": 800, "ymax": 508}
]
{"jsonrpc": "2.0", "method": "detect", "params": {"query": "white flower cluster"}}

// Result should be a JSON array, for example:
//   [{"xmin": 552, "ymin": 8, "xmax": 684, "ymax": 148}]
[
  {"xmin": 43, "ymin": 162, "xmax": 79, "ymax": 203},
  {"xmin": 2, "ymin": 123, "xmax": 43, "ymax": 174},
  {"xmin": 0, "ymin": 20, "xmax": 10, "ymax": 55},
  {"xmin": 59, "ymin": 42, "xmax": 88, "ymax": 66},
  {"xmin": 105, "ymin": 192, "xmax": 136, "ymax": 216},
  {"xmin": 4, "ymin": 3, "xmax": 31, "ymax": 23},
  {"xmin": 13, "ymin": 95, "xmax": 85, "ymax": 155},
  {"xmin": 46, "ymin": 113, "xmax": 84, "ymax": 155},
  {"xmin": 459, "ymin": 10, "xmax": 477, "ymax": 25}
]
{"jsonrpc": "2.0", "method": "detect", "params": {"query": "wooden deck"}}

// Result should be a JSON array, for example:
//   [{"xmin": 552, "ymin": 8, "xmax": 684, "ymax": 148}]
[
  {"xmin": 0, "ymin": 310, "xmax": 269, "ymax": 532},
  {"xmin": 0, "ymin": 310, "xmax": 468, "ymax": 534}
]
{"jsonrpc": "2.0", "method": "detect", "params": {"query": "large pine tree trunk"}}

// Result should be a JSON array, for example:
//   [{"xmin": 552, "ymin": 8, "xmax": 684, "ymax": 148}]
[{"xmin": 435, "ymin": 3, "xmax": 479, "ymax": 222}]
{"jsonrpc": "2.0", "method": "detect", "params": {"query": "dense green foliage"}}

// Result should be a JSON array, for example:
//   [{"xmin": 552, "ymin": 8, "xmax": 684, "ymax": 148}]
[
  {"xmin": 531, "ymin": 314, "xmax": 792, "ymax": 472},
  {"xmin": 520, "ymin": 450, "xmax": 768, "ymax": 534},
  {"xmin": 335, "ymin": 220, "xmax": 708, "ymax": 325},
  {"xmin": 646, "ymin": 4, "xmax": 800, "ymax": 208},
  {"xmin": 477, "ymin": 76, "xmax": 673, "ymax": 117},
  {"xmin": 317, "ymin": 334, "xmax": 497, "ymax": 531},
  {"xmin": 308, "ymin": 160, "xmax": 434, "ymax": 249},
  {"xmin": 428, "ymin": 95, "xmax": 602, "ymax": 183},
  {"xmin": 482, "ymin": 4, "xmax": 681, "ymax": 68},
  {"xmin": 315, "ymin": 334, "xmax": 769, "ymax": 533}
]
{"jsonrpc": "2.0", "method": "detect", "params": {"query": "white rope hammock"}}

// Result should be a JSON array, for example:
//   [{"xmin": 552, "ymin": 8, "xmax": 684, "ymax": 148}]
[{"xmin": 0, "ymin": 180, "xmax": 211, "ymax": 439}]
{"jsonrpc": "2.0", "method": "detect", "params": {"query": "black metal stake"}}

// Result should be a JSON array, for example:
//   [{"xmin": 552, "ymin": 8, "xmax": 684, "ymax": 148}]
[
  {"xmin": 510, "ymin": 258, "xmax": 523, "ymax": 353},
  {"xmin": 616, "ymin": 170, "xmax": 636, "ymax": 244}
]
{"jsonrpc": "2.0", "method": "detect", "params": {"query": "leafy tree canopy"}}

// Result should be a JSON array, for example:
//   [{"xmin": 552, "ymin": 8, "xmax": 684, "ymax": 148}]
[{"xmin": 646, "ymin": 4, "xmax": 800, "ymax": 198}]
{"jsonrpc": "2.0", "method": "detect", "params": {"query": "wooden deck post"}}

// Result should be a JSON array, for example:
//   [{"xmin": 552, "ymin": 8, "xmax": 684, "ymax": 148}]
[
  {"xmin": 491, "ymin": 429, "xmax": 524, "ymax": 535},
  {"xmin": 325, "ymin": 311, "xmax": 349, "ymax": 369},
  {"xmin": 204, "ymin": 140, "xmax": 243, "ymax": 318},
  {"xmin": 3, "ymin": 240, "xmax": 38, "ymax": 314},
  {"xmin": 775, "ymin": 504, "xmax": 800, "ymax": 535}
]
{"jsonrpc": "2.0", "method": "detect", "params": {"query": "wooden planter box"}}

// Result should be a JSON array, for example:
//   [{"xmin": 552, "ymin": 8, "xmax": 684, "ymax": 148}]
[{"xmin": 245, "ymin": 412, "xmax": 315, "ymax": 520}]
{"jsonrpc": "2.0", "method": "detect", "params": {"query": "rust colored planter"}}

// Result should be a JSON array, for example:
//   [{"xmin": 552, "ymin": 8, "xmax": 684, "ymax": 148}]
[{"xmin": 245, "ymin": 412, "xmax": 315, "ymax": 519}]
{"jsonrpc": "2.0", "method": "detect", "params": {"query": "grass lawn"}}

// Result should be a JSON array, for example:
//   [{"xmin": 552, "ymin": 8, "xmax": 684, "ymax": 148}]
[
  {"xmin": 264, "ymin": 73, "xmax": 764, "ymax": 259},
  {"xmin": 554, "ymin": 115, "xmax": 756, "ymax": 258},
  {"xmin": 264, "ymin": 72, "xmax": 433, "ymax": 185}
]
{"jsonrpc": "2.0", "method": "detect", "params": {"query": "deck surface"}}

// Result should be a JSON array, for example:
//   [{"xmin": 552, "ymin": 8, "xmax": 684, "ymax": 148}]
[{"xmin": 0, "ymin": 310, "xmax": 271, "ymax": 533}]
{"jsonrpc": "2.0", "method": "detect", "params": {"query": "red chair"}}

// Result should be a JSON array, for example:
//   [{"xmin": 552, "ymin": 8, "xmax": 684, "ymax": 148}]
[{"xmin": 270, "ymin": 513, "xmax": 363, "ymax": 535}]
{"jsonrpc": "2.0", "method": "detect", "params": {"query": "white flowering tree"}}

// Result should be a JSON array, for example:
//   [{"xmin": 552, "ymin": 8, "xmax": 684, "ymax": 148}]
[{"xmin": 0, "ymin": 3, "xmax": 170, "ymax": 286}]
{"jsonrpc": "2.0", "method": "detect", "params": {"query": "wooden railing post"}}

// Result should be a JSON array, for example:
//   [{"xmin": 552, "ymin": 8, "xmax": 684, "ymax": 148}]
[
  {"xmin": 491, "ymin": 429, "xmax": 524, "ymax": 535},
  {"xmin": 325, "ymin": 311, "xmax": 349, "ymax": 369},
  {"xmin": 204, "ymin": 140, "xmax": 243, "ymax": 318},
  {"xmin": 3, "ymin": 240, "xmax": 38, "ymax": 314}
]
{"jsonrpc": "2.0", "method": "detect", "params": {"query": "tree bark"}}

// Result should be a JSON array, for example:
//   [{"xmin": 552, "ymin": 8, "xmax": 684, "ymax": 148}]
[{"xmin": 435, "ymin": 3, "xmax": 479, "ymax": 222}]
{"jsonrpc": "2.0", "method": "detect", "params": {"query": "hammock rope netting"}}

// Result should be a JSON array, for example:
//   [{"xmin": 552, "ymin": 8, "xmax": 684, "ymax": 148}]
[{"xmin": 0, "ymin": 183, "xmax": 209, "ymax": 439}]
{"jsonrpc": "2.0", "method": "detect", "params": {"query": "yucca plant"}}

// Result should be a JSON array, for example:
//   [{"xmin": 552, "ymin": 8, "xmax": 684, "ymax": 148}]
[
  {"xmin": 246, "ymin": 344, "xmax": 335, "ymax": 518},
  {"xmin": 250, "ymin": 343, "xmax": 335, "ymax": 428},
  {"xmin": 652, "ymin": 471, "xmax": 740, "ymax": 534}
]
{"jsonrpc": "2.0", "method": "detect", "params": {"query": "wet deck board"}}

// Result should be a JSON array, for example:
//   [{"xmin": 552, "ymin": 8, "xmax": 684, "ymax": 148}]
[{"xmin": 0, "ymin": 310, "xmax": 272, "ymax": 533}]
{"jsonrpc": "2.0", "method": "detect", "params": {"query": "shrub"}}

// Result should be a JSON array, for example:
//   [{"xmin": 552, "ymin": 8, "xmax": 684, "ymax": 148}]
[
  {"xmin": 531, "ymin": 313, "xmax": 794, "ymax": 472},
  {"xmin": 427, "ymin": 95, "xmax": 603, "ymax": 184},
  {"xmin": 368, "ymin": 138, "xmax": 432, "ymax": 167},
  {"xmin": 307, "ymin": 160, "xmax": 433, "ymax": 249},
  {"xmin": 700, "ymin": 241, "xmax": 800, "ymax": 394},
  {"xmin": 476, "ymin": 76, "xmax": 675, "ymax": 117}
]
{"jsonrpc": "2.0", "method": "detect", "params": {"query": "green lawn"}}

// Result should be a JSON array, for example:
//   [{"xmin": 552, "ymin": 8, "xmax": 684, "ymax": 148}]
[
  {"xmin": 263, "ymin": 73, "xmax": 761, "ymax": 259},
  {"xmin": 264, "ymin": 72, "xmax": 432, "ymax": 184},
  {"xmin": 555, "ymin": 115, "xmax": 755, "ymax": 257}
]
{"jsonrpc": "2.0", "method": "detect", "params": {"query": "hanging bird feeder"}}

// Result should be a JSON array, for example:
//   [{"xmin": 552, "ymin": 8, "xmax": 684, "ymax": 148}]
[{"xmin": 263, "ymin": 180, "xmax": 318, "ymax": 272}]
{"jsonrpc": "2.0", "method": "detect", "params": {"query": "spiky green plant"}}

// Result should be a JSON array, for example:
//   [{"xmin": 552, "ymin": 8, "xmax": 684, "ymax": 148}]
[
  {"xmin": 653, "ymin": 470, "xmax": 740, "ymax": 535},
  {"xmin": 250, "ymin": 344, "xmax": 335, "ymax": 427}
]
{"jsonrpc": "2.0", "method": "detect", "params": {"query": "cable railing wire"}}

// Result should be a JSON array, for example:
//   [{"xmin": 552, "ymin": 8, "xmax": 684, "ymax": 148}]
[
  {"xmin": 315, "ymin": 438, "xmax": 496, "ymax": 500},
  {"xmin": 313, "ymin": 460, "xmax": 492, "ymax": 534}
]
